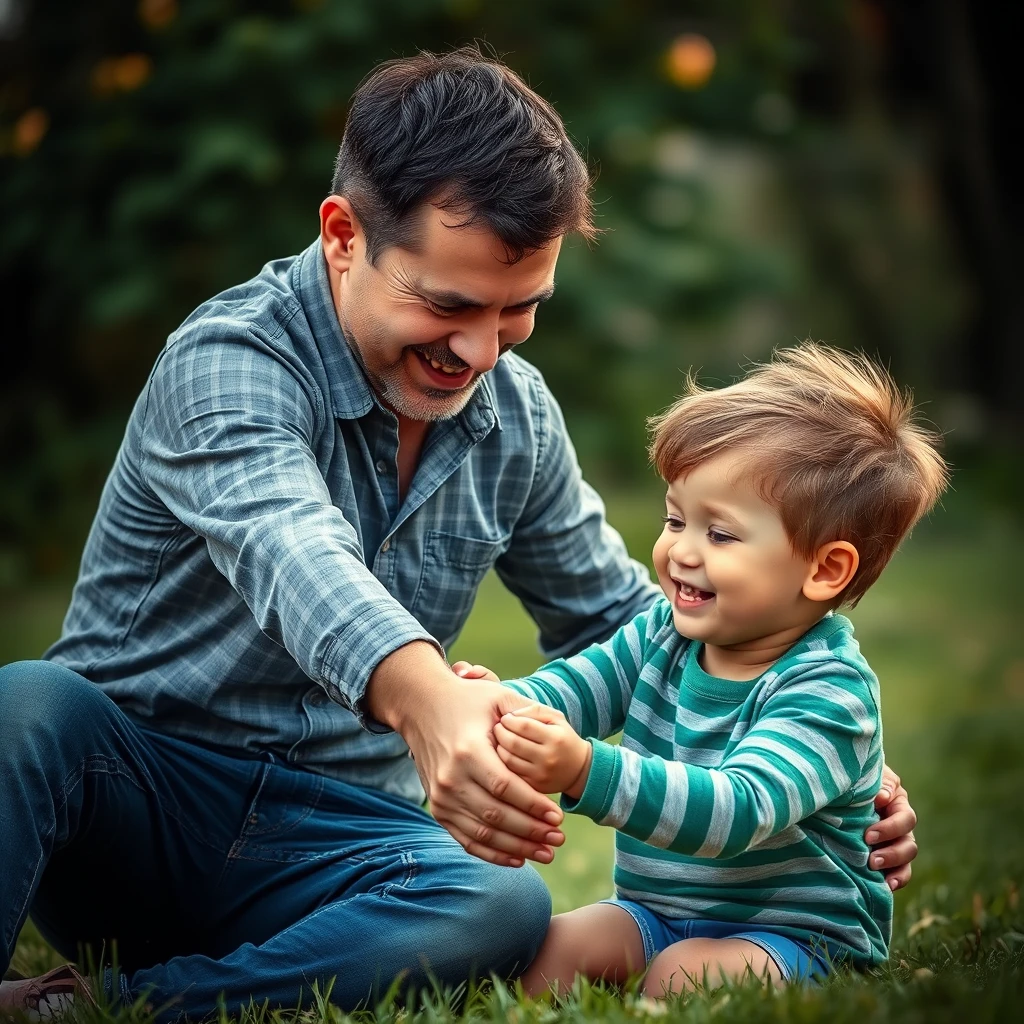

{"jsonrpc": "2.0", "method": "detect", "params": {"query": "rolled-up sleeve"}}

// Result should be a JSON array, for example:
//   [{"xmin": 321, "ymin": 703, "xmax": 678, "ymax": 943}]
[{"xmin": 139, "ymin": 326, "xmax": 440, "ymax": 726}]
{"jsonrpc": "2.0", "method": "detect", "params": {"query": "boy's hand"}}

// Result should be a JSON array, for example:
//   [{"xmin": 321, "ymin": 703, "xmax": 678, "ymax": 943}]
[
  {"xmin": 494, "ymin": 704, "xmax": 593, "ymax": 799},
  {"xmin": 451, "ymin": 661, "xmax": 500, "ymax": 683}
]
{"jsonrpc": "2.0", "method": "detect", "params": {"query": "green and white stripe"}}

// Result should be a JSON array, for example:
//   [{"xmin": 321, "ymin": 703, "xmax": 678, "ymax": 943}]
[{"xmin": 504, "ymin": 600, "xmax": 892, "ymax": 965}]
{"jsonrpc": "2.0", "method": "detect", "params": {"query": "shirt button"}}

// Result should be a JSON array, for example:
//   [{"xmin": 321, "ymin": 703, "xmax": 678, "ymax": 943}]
[
  {"xmin": 375, "ymin": 459, "xmax": 387, "ymax": 473},
  {"xmin": 381, "ymin": 538, "xmax": 391, "ymax": 553},
  {"xmin": 309, "ymin": 689, "xmax": 326, "ymax": 707}
]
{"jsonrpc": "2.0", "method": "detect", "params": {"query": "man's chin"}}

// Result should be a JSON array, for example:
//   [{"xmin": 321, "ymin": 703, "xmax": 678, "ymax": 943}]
[{"xmin": 385, "ymin": 378, "xmax": 480, "ymax": 423}]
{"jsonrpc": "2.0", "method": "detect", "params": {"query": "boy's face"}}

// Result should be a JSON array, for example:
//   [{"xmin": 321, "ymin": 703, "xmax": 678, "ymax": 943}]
[{"xmin": 652, "ymin": 452, "xmax": 819, "ymax": 654}]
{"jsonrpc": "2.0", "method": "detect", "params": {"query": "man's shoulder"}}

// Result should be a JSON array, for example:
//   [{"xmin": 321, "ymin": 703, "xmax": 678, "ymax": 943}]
[{"xmin": 172, "ymin": 252, "xmax": 307, "ymax": 349}]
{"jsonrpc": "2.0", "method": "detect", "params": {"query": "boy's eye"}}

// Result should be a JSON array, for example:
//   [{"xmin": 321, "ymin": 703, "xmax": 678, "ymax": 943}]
[
  {"xmin": 708, "ymin": 528, "xmax": 735, "ymax": 544},
  {"xmin": 661, "ymin": 515, "xmax": 685, "ymax": 531}
]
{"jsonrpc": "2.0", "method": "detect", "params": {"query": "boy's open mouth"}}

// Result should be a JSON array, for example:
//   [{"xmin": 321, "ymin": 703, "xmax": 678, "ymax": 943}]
[{"xmin": 675, "ymin": 580, "xmax": 715, "ymax": 607}]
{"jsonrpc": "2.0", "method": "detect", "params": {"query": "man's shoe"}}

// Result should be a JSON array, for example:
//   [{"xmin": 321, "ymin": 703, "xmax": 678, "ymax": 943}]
[{"xmin": 0, "ymin": 963, "xmax": 94, "ymax": 1020}]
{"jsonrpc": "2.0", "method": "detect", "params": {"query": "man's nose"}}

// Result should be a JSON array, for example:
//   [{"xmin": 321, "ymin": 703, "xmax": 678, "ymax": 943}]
[{"xmin": 447, "ymin": 326, "xmax": 502, "ymax": 373}]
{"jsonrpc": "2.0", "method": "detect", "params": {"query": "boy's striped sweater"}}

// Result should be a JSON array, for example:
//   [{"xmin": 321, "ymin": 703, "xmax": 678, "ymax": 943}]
[{"xmin": 504, "ymin": 599, "xmax": 892, "ymax": 965}]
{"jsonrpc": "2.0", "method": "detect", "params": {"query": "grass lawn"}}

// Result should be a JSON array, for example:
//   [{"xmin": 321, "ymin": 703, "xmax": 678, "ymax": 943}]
[{"xmin": 2, "ymin": 485, "xmax": 1023, "ymax": 1021}]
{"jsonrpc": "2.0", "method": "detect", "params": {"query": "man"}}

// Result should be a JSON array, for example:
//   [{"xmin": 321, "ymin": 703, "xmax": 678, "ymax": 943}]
[{"xmin": 0, "ymin": 47, "xmax": 917, "ymax": 1018}]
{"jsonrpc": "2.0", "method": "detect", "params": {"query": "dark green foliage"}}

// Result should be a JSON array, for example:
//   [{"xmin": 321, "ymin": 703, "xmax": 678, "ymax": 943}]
[{"xmin": 0, "ymin": 0, "xmax": 979, "ymax": 584}]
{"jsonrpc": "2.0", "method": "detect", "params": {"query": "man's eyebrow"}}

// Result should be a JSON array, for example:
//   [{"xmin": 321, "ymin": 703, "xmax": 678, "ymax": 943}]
[{"xmin": 418, "ymin": 284, "xmax": 556, "ymax": 310}]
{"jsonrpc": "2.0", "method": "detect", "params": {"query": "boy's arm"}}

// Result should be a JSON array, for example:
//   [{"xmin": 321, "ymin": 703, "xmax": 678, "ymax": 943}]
[
  {"xmin": 565, "ymin": 658, "xmax": 881, "ymax": 860},
  {"xmin": 494, "ymin": 603, "xmax": 666, "ymax": 740}
]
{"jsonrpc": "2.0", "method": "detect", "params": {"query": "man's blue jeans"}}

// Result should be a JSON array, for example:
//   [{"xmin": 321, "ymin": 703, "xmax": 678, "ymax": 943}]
[{"xmin": 0, "ymin": 661, "xmax": 552, "ymax": 1018}]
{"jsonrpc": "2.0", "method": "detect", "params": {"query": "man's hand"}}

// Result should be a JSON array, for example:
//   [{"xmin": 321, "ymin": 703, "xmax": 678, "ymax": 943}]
[
  {"xmin": 366, "ymin": 642, "xmax": 566, "ymax": 868},
  {"xmin": 867, "ymin": 764, "xmax": 918, "ymax": 891},
  {"xmin": 494, "ymin": 703, "xmax": 593, "ymax": 799}
]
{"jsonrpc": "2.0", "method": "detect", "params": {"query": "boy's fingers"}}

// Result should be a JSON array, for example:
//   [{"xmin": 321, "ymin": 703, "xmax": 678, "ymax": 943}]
[
  {"xmin": 884, "ymin": 861, "xmax": 914, "ymax": 891},
  {"xmin": 878, "ymin": 763, "xmax": 901, "ymax": 801},
  {"xmin": 452, "ymin": 662, "xmax": 496, "ymax": 680},
  {"xmin": 869, "ymin": 833, "xmax": 918, "ymax": 873},
  {"xmin": 497, "ymin": 747, "xmax": 545, "ymax": 784},
  {"xmin": 495, "ymin": 721, "xmax": 545, "ymax": 759},
  {"xmin": 508, "ymin": 704, "xmax": 563, "ymax": 725},
  {"xmin": 500, "ymin": 714, "xmax": 555, "ymax": 743},
  {"xmin": 865, "ymin": 790, "xmax": 917, "ymax": 845}
]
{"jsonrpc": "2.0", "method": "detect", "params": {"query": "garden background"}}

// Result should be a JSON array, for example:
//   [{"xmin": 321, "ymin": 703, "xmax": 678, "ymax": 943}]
[{"xmin": 1, "ymin": 1, "xmax": 1022, "ymax": 1020}]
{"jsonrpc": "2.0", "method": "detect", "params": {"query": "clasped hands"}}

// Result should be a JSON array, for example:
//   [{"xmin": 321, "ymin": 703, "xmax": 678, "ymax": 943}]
[
  {"xmin": 494, "ymin": 702, "xmax": 593, "ymax": 800},
  {"xmin": 449, "ymin": 659, "xmax": 918, "ymax": 891},
  {"xmin": 449, "ymin": 662, "xmax": 587, "ymax": 796}
]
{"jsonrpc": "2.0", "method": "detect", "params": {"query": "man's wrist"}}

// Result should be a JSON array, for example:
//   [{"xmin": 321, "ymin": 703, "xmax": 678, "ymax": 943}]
[{"xmin": 364, "ymin": 640, "xmax": 453, "ymax": 734}]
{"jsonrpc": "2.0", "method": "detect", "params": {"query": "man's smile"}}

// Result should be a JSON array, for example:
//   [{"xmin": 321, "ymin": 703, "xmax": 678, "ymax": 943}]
[{"xmin": 411, "ymin": 347, "xmax": 476, "ymax": 389}]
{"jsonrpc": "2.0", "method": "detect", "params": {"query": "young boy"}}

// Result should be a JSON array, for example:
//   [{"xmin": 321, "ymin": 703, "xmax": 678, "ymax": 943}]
[{"xmin": 455, "ymin": 344, "xmax": 947, "ymax": 996}]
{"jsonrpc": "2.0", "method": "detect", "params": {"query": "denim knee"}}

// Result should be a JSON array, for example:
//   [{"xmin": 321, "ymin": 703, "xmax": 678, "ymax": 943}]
[
  {"xmin": 0, "ymin": 660, "xmax": 114, "ymax": 760},
  {"xmin": 461, "ymin": 861, "xmax": 552, "ymax": 977}
]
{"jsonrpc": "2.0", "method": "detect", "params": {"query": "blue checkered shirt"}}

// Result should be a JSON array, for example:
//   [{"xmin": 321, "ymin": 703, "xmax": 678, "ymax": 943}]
[{"xmin": 46, "ymin": 240, "xmax": 659, "ymax": 801}]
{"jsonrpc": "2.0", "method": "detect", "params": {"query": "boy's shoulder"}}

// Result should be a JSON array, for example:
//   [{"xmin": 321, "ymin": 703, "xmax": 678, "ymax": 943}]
[
  {"xmin": 767, "ymin": 614, "xmax": 879, "ymax": 702},
  {"xmin": 791, "ymin": 612, "xmax": 862, "ymax": 661},
  {"xmin": 605, "ymin": 597, "xmax": 692, "ymax": 669}
]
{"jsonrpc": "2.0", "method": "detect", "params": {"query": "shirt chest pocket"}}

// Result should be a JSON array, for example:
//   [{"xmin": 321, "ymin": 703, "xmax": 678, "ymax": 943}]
[{"xmin": 411, "ymin": 531, "xmax": 508, "ymax": 644}]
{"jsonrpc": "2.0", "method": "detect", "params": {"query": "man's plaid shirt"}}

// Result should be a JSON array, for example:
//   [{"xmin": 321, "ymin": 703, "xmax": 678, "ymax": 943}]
[{"xmin": 47, "ymin": 240, "xmax": 658, "ymax": 802}]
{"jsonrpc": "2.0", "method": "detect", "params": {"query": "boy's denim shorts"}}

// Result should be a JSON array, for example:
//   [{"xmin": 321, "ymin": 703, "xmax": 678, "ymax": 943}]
[{"xmin": 601, "ymin": 899, "xmax": 838, "ymax": 983}]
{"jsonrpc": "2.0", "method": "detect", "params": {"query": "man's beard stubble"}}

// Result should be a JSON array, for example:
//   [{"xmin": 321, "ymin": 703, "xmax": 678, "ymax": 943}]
[{"xmin": 342, "ymin": 319, "xmax": 480, "ymax": 423}]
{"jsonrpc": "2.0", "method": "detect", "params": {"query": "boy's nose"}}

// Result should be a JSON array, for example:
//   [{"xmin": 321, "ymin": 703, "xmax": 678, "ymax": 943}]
[{"xmin": 670, "ymin": 537, "xmax": 702, "ymax": 567}]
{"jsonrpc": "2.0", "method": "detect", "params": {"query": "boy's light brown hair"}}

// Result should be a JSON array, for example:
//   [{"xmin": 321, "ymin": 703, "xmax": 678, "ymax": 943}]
[{"xmin": 648, "ymin": 343, "xmax": 949, "ymax": 606}]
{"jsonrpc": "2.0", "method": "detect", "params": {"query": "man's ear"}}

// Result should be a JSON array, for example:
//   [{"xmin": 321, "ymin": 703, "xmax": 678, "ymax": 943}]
[
  {"xmin": 320, "ymin": 195, "xmax": 363, "ymax": 273},
  {"xmin": 802, "ymin": 541, "xmax": 860, "ymax": 604}
]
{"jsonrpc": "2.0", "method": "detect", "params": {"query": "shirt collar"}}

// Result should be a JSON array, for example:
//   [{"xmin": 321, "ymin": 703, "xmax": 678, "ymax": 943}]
[
  {"xmin": 295, "ymin": 239, "xmax": 374, "ymax": 420},
  {"xmin": 295, "ymin": 238, "xmax": 501, "ymax": 434}
]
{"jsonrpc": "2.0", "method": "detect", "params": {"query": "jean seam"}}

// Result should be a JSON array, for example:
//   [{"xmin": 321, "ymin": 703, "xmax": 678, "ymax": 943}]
[
  {"xmin": 599, "ymin": 900, "xmax": 654, "ymax": 963},
  {"xmin": 244, "ymin": 773, "xmax": 324, "ymax": 838},
  {"xmin": 401, "ymin": 851, "xmax": 417, "ymax": 887},
  {"xmin": 738, "ymin": 935, "xmax": 794, "ymax": 981},
  {"xmin": 54, "ymin": 755, "xmax": 227, "ymax": 857},
  {"xmin": 5, "ymin": 834, "xmax": 49, "ymax": 954}
]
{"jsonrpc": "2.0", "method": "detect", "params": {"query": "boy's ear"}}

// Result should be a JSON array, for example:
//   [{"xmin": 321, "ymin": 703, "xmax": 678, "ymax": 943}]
[
  {"xmin": 802, "ymin": 541, "xmax": 859, "ymax": 604},
  {"xmin": 320, "ymin": 195, "xmax": 363, "ymax": 273}
]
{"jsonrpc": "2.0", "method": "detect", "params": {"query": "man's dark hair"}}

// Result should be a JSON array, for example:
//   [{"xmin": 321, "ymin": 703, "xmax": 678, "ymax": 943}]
[{"xmin": 332, "ymin": 45, "xmax": 597, "ymax": 264}]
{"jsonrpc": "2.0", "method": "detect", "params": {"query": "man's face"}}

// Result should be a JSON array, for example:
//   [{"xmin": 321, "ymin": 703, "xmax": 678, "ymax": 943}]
[{"xmin": 333, "ymin": 203, "xmax": 560, "ymax": 422}]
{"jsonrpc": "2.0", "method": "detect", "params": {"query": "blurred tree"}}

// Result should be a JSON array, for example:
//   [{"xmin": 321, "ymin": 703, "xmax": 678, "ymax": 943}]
[{"xmin": 0, "ymin": 0, "xmax": 994, "ymax": 585}]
